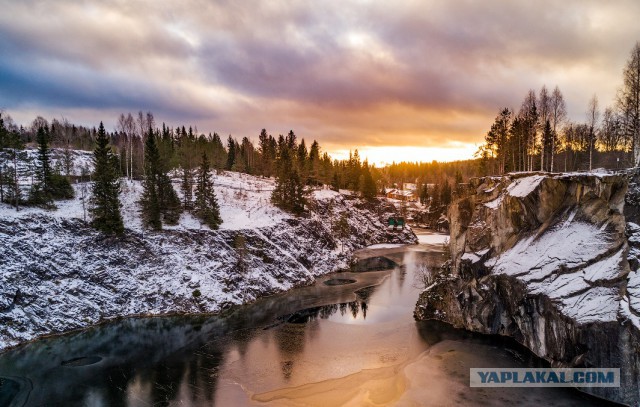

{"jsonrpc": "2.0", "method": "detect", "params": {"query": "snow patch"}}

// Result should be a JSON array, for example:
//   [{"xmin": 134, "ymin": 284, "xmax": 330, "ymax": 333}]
[
  {"xmin": 366, "ymin": 243, "xmax": 405, "ymax": 249},
  {"xmin": 417, "ymin": 233, "xmax": 449, "ymax": 245},
  {"xmin": 506, "ymin": 175, "xmax": 545, "ymax": 197},
  {"xmin": 484, "ymin": 195, "xmax": 503, "ymax": 209}
]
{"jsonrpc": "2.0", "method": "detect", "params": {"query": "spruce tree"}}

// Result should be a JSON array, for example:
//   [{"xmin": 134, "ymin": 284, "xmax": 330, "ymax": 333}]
[
  {"xmin": 140, "ymin": 126, "xmax": 182, "ymax": 229},
  {"xmin": 158, "ymin": 171, "xmax": 182, "ymax": 224},
  {"xmin": 90, "ymin": 122, "xmax": 124, "ymax": 234},
  {"xmin": 194, "ymin": 152, "xmax": 222, "ymax": 229},
  {"xmin": 140, "ymin": 128, "xmax": 162, "ymax": 230},
  {"xmin": 419, "ymin": 184, "xmax": 428, "ymax": 206},
  {"xmin": 226, "ymin": 135, "xmax": 236, "ymax": 170},
  {"xmin": 360, "ymin": 162, "xmax": 377, "ymax": 200},
  {"xmin": 331, "ymin": 172, "xmax": 340, "ymax": 191},
  {"xmin": 288, "ymin": 169, "xmax": 306, "ymax": 215},
  {"xmin": 271, "ymin": 142, "xmax": 306, "ymax": 215},
  {"xmin": 180, "ymin": 165, "xmax": 193, "ymax": 209},
  {"xmin": 29, "ymin": 126, "xmax": 54, "ymax": 207},
  {"xmin": 441, "ymin": 180, "xmax": 452, "ymax": 206},
  {"xmin": 2, "ymin": 123, "xmax": 23, "ymax": 210}
]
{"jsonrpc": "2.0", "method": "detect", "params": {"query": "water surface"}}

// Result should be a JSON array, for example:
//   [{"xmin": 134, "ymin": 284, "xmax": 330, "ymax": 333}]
[{"xmin": 0, "ymin": 230, "xmax": 606, "ymax": 406}]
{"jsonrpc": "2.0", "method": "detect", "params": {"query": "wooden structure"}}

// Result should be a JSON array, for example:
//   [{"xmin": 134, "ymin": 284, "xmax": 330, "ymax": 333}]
[{"xmin": 387, "ymin": 217, "xmax": 406, "ymax": 230}]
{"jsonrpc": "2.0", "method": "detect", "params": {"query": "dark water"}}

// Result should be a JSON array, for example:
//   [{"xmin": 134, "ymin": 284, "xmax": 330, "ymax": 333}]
[{"xmin": 0, "ymin": 232, "xmax": 608, "ymax": 406}]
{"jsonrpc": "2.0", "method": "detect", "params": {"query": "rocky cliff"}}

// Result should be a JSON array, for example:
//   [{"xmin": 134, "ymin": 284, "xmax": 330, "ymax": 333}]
[
  {"xmin": 415, "ymin": 171, "xmax": 640, "ymax": 405},
  {"xmin": 0, "ymin": 193, "xmax": 416, "ymax": 352}
]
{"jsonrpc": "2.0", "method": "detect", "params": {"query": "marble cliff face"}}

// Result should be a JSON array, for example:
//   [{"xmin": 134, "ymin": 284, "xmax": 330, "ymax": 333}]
[{"xmin": 416, "ymin": 171, "xmax": 640, "ymax": 405}]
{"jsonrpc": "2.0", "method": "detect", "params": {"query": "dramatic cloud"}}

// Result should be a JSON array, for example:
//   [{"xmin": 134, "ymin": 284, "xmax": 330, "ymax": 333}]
[{"xmin": 1, "ymin": 0, "xmax": 639, "ymax": 163}]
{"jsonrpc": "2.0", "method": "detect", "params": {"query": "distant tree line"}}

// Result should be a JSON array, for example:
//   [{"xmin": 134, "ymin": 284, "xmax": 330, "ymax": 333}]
[
  {"xmin": 0, "ymin": 108, "xmax": 386, "ymax": 236},
  {"xmin": 477, "ymin": 41, "xmax": 640, "ymax": 174}
]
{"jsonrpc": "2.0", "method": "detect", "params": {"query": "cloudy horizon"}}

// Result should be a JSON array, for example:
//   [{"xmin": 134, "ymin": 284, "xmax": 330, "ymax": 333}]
[{"xmin": 1, "ymin": 0, "xmax": 639, "ymax": 165}]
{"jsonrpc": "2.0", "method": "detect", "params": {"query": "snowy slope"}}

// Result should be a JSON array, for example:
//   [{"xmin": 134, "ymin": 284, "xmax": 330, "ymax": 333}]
[
  {"xmin": 0, "ymin": 172, "xmax": 416, "ymax": 351},
  {"xmin": 0, "ymin": 170, "xmax": 288, "ymax": 232}
]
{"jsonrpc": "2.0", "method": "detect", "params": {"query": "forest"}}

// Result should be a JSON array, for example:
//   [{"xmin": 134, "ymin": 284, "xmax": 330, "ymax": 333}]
[
  {"xmin": 1, "ymin": 41, "xmax": 638, "ymax": 232},
  {"xmin": 475, "ymin": 42, "xmax": 640, "ymax": 176}
]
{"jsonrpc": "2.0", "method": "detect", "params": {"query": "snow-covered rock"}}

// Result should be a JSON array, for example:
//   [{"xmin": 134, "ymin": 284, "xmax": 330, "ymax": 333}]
[
  {"xmin": 415, "ymin": 171, "xmax": 640, "ymax": 405},
  {"xmin": 0, "ymin": 172, "xmax": 416, "ymax": 352}
]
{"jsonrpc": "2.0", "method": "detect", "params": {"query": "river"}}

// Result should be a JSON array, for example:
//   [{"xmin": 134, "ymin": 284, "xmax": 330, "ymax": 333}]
[{"xmin": 0, "ymin": 230, "xmax": 608, "ymax": 406}]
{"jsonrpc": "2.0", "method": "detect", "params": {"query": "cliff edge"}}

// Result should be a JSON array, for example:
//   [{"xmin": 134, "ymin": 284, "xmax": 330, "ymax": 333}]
[{"xmin": 415, "ymin": 171, "xmax": 640, "ymax": 405}]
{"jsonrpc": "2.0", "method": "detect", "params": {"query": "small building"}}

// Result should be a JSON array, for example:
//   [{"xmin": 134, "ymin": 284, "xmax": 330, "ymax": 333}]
[{"xmin": 384, "ymin": 188, "xmax": 416, "ymax": 202}]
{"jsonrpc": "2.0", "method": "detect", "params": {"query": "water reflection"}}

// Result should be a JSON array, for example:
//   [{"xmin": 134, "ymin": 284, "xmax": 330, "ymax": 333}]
[
  {"xmin": 281, "ymin": 300, "xmax": 368, "ymax": 325},
  {"xmin": 0, "ymin": 234, "xmax": 604, "ymax": 406},
  {"xmin": 0, "ymin": 252, "xmax": 400, "ymax": 406}
]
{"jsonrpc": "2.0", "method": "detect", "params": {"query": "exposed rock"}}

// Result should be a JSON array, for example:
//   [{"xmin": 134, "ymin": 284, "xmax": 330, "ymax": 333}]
[
  {"xmin": 0, "ymin": 194, "xmax": 416, "ymax": 352},
  {"xmin": 415, "ymin": 171, "xmax": 640, "ymax": 405}
]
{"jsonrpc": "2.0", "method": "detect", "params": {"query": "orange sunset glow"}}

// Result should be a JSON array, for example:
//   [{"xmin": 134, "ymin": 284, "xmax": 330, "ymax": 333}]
[{"xmin": 1, "ymin": 1, "xmax": 639, "ymax": 162}]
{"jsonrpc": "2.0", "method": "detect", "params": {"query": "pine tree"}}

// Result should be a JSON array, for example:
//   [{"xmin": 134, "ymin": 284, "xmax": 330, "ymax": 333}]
[
  {"xmin": 308, "ymin": 140, "xmax": 321, "ymax": 185},
  {"xmin": 332, "ymin": 212, "xmax": 350, "ymax": 254},
  {"xmin": 90, "ymin": 122, "xmax": 124, "ymax": 234},
  {"xmin": 194, "ymin": 152, "xmax": 222, "ymax": 229},
  {"xmin": 258, "ymin": 128, "xmax": 271, "ymax": 176},
  {"xmin": 297, "ymin": 138, "xmax": 308, "ymax": 182},
  {"xmin": 431, "ymin": 183, "xmax": 441, "ymax": 208}
]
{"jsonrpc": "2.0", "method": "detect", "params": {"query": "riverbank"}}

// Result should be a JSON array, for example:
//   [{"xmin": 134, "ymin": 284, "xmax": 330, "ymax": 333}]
[{"xmin": 0, "ymin": 234, "xmax": 604, "ymax": 406}]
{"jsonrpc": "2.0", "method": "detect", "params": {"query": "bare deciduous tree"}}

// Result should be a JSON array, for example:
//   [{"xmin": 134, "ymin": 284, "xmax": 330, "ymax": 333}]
[
  {"xmin": 599, "ymin": 107, "xmax": 623, "ymax": 152},
  {"xmin": 538, "ymin": 85, "xmax": 551, "ymax": 171},
  {"xmin": 550, "ymin": 86, "xmax": 567, "ymax": 172},
  {"xmin": 586, "ymin": 95, "xmax": 600, "ymax": 171},
  {"xmin": 618, "ymin": 42, "xmax": 640, "ymax": 166},
  {"xmin": 519, "ymin": 90, "xmax": 538, "ymax": 171}
]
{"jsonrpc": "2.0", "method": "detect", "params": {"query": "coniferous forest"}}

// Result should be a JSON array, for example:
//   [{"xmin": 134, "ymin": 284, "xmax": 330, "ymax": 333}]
[
  {"xmin": 0, "ymin": 111, "xmax": 387, "ymax": 234},
  {"xmin": 1, "ymin": 41, "xmax": 639, "ymax": 233}
]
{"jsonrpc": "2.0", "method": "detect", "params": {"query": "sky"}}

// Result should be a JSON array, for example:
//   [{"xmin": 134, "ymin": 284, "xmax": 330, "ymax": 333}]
[{"xmin": 1, "ymin": 1, "xmax": 639, "ymax": 165}]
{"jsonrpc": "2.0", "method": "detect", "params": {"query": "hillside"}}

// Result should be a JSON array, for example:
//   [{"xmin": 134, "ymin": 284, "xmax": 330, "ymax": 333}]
[{"xmin": 0, "ymin": 168, "xmax": 417, "ymax": 351}]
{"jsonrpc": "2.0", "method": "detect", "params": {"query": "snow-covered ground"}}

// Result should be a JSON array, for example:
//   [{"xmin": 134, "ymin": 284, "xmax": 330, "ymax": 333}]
[
  {"xmin": 0, "ymin": 168, "xmax": 417, "ymax": 351},
  {"xmin": 416, "ymin": 233, "xmax": 449, "ymax": 245},
  {"xmin": 1, "ymin": 148, "xmax": 94, "ymax": 179},
  {"xmin": 366, "ymin": 243, "xmax": 405, "ymax": 249},
  {"xmin": 506, "ymin": 174, "xmax": 545, "ymax": 197},
  {"xmin": 0, "ymin": 168, "xmax": 288, "ymax": 232}
]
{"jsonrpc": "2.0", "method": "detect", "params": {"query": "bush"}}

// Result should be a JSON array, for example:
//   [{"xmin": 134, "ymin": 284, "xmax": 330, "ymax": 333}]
[{"xmin": 192, "ymin": 289, "xmax": 201, "ymax": 298}]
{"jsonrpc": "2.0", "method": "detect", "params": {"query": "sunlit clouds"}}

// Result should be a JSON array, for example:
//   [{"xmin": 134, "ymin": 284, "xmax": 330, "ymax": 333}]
[{"xmin": 1, "ymin": 0, "xmax": 639, "ymax": 163}]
